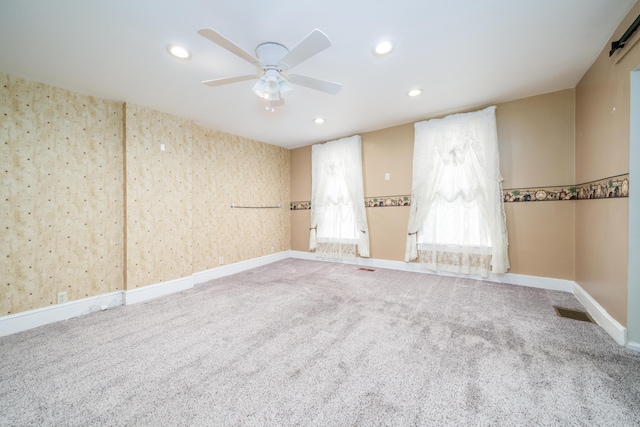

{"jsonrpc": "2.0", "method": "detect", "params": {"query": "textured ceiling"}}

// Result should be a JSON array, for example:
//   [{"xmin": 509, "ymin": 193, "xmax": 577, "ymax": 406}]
[{"xmin": 0, "ymin": 0, "xmax": 636, "ymax": 148}]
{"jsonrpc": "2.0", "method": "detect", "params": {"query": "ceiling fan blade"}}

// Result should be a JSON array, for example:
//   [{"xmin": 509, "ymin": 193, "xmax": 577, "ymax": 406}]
[
  {"xmin": 202, "ymin": 75, "xmax": 259, "ymax": 87},
  {"xmin": 287, "ymin": 74, "xmax": 342, "ymax": 95},
  {"xmin": 279, "ymin": 29, "xmax": 332, "ymax": 70},
  {"xmin": 198, "ymin": 28, "xmax": 262, "ymax": 67}
]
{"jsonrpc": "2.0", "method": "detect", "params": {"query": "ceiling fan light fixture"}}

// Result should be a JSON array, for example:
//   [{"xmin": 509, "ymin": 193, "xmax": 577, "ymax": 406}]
[
  {"xmin": 279, "ymin": 79, "xmax": 293, "ymax": 98},
  {"xmin": 252, "ymin": 79, "xmax": 266, "ymax": 97},
  {"xmin": 407, "ymin": 88, "xmax": 423, "ymax": 97},
  {"xmin": 313, "ymin": 117, "xmax": 325, "ymax": 124},
  {"xmin": 264, "ymin": 76, "xmax": 280, "ymax": 96},
  {"xmin": 265, "ymin": 91, "xmax": 281, "ymax": 101},
  {"xmin": 253, "ymin": 69, "xmax": 293, "ymax": 101},
  {"xmin": 265, "ymin": 81, "xmax": 279, "ymax": 94}
]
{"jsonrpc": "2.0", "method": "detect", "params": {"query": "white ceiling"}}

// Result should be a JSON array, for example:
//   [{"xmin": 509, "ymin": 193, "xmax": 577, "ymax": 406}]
[{"xmin": 0, "ymin": 0, "xmax": 636, "ymax": 149}]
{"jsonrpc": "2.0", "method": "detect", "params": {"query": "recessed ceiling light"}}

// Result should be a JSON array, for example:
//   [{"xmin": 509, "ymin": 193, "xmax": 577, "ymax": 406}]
[
  {"xmin": 407, "ymin": 88, "xmax": 423, "ymax": 97},
  {"xmin": 313, "ymin": 117, "xmax": 325, "ymax": 124},
  {"xmin": 167, "ymin": 45, "xmax": 191, "ymax": 59},
  {"xmin": 373, "ymin": 40, "xmax": 394, "ymax": 56}
]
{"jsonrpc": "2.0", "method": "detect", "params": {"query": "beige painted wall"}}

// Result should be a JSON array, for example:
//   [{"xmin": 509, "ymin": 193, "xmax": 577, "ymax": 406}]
[
  {"xmin": 1, "ymin": 74, "xmax": 125, "ymax": 315},
  {"xmin": 575, "ymin": 199, "xmax": 629, "ymax": 324},
  {"xmin": 290, "ymin": 145, "xmax": 311, "ymax": 202},
  {"xmin": 574, "ymin": 2, "xmax": 640, "ymax": 326},
  {"xmin": 362, "ymin": 124, "xmax": 414, "ymax": 197},
  {"xmin": 363, "ymin": 124, "xmax": 414, "ymax": 261},
  {"xmin": 290, "ymin": 90, "xmax": 576, "ymax": 278},
  {"xmin": 497, "ymin": 90, "xmax": 575, "ymax": 189},
  {"xmin": 497, "ymin": 90, "xmax": 575, "ymax": 279},
  {"xmin": 505, "ymin": 202, "xmax": 574, "ymax": 279},
  {"xmin": 291, "ymin": 145, "xmax": 311, "ymax": 252},
  {"xmin": 2, "ymin": 74, "xmax": 290, "ymax": 315}
]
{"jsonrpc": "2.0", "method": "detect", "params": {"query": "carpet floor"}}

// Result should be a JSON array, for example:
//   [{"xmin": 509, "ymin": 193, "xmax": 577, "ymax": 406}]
[{"xmin": 1, "ymin": 259, "xmax": 639, "ymax": 426}]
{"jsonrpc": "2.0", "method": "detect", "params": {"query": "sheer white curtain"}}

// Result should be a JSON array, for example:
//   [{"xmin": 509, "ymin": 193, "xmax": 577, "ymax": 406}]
[
  {"xmin": 405, "ymin": 106, "xmax": 509, "ymax": 276},
  {"xmin": 309, "ymin": 135, "xmax": 369, "ymax": 259}
]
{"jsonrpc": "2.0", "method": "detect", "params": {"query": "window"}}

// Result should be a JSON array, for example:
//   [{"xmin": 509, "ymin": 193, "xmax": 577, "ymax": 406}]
[
  {"xmin": 310, "ymin": 135, "xmax": 369, "ymax": 259},
  {"xmin": 405, "ymin": 106, "xmax": 509, "ymax": 276}
]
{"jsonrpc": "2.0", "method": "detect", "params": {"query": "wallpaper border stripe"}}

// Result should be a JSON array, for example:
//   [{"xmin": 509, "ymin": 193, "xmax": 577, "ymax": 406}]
[
  {"xmin": 290, "ymin": 173, "xmax": 630, "ymax": 210},
  {"xmin": 504, "ymin": 173, "xmax": 629, "ymax": 202}
]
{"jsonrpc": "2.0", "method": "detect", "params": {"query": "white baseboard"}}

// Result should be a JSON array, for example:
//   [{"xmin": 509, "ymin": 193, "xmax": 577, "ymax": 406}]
[
  {"xmin": 1, "ymin": 250, "xmax": 634, "ymax": 352},
  {"xmin": 0, "ymin": 291, "xmax": 123, "ymax": 337},
  {"xmin": 193, "ymin": 251, "xmax": 291, "ymax": 285},
  {"xmin": 627, "ymin": 341, "xmax": 640, "ymax": 352},
  {"xmin": 0, "ymin": 253, "xmax": 290, "ymax": 336},
  {"xmin": 123, "ymin": 276, "xmax": 194, "ymax": 305},
  {"xmin": 573, "ymin": 282, "xmax": 627, "ymax": 346},
  {"xmin": 289, "ymin": 251, "xmax": 574, "ymax": 292},
  {"xmin": 125, "ymin": 251, "xmax": 290, "ymax": 304},
  {"xmin": 290, "ymin": 250, "xmax": 634, "ymax": 348},
  {"xmin": 489, "ymin": 273, "xmax": 575, "ymax": 292}
]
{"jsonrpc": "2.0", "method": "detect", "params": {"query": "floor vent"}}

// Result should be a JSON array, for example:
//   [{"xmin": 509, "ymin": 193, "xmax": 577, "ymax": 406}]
[
  {"xmin": 358, "ymin": 267, "xmax": 375, "ymax": 272},
  {"xmin": 553, "ymin": 306, "xmax": 594, "ymax": 323}
]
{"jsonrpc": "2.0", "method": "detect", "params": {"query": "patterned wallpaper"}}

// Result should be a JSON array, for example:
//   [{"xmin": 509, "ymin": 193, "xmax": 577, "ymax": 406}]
[
  {"xmin": 125, "ymin": 104, "xmax": 290, "ymax": 289},
  {"xmin": 2, "ymin": 73, "xmax": 290, "ymax": 314},
  {"xmin": 1, "ymin": 74, "xmax": 125, "ymax": 315},
  {"xmin": 191, "ymin": 129, "xmax": 290, "ymax": 273},
  {"xmin": 125, "ymin": 104, "xmax": 194, "ymax": 289}
]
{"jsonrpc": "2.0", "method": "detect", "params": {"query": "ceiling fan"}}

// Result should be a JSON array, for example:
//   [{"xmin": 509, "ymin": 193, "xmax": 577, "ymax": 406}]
[{"xmin": 197, "ymin": 28, "xmax": 342, "ymax": 109}]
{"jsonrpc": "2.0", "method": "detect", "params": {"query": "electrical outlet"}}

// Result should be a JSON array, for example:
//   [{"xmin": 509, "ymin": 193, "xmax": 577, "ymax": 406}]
[
  {"xmin": 57, "ymin": 291, "xmax": 68, "ymax": 304},
  {"xmin": 385, "ymin": 173, "xmax": 390, "ymax": 181},
  {"xmin": 271, "ymin": 246, "xmax": 275, "ymax": 253},
  {"xmin": 219, "ymin": 256, "xmax": 224, "ymax": 265}
]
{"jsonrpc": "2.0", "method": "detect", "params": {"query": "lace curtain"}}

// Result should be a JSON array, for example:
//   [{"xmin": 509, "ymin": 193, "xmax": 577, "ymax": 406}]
[
  {"xmin": 310, "ymin": 135, "xmax": 370, "ymax": 259},
  {"xmin": 405, "ymin": 106, "xmax": 509, "ymax": 276}
]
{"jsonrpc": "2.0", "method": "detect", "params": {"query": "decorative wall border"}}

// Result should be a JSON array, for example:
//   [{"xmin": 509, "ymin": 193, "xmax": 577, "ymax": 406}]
[
  {"xmin": 291, "ymin": 196, "xmax": 412, "ymax": 210},
  {"xmin": 290, "ymin": 173, "xmax": 629, "ymax": 209},
  {"xmin": 575, "ymin": 174, "xmax": 629, "ymax": 200},
  {"xmin": 290, "ymin": 201, "xmax": 311, "ymax": 210},
  {"xmin": 502, "ymin": 185, "xmax": 576, "ymax": 202},
  {"xmin": 364, "ymin": 195, "xmax": 411, "ymax": 207},
  {"xmin": 503, "ymin": 173, "xmax": 629, "ymax": 202}
]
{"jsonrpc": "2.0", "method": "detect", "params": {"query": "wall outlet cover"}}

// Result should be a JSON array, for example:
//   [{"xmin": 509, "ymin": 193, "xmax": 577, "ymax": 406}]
[{"xmin": 57, "ymin": 292, "xmax": 68, "ymax": 304}]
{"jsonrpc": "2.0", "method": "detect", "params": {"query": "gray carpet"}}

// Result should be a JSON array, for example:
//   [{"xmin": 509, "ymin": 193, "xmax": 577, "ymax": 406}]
[{"xmin": 1, "ymin": 259, "xmax": 639, "ymax": 426}]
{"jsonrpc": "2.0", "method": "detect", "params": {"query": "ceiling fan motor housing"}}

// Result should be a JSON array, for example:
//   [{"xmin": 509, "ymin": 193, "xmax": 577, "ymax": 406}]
[{"xmin": 255, "ymin": 42, "xmax": 289, "ymax": 68}]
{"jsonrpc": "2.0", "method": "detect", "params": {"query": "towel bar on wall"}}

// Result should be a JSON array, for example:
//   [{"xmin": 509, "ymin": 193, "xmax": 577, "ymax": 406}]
[{"xmin": 230, "ymin": 203, "xmax": 282, "ymax": 209}]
